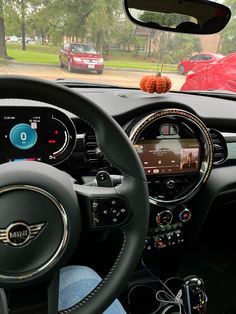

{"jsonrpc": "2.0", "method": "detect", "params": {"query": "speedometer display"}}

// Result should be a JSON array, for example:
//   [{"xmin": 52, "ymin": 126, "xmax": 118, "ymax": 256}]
[
  {"xmin": 10, "ymin": 123, "xmax": 38, "ymax": 150},
  {"xmin": 0, "ymin": 106, "xmax": 76, "ymax": 165}
]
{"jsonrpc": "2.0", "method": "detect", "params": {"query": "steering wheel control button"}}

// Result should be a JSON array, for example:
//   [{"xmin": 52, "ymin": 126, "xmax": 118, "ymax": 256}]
[
  {"xmin": 10, "ymin": 123, "xmax": 38, "ymax": 150},
  {"xmin": 91, "ymin": 199, "xmax": 100, "ymax": 212},
  {"xmin": 179, "ymin": 208, "xmax": 192, "ymax": 222},
  {"xmin": 91, "ymin": 198, "xmax": 129, "ymax": 227},
  {"xmin": 156, "ymin": 211, "xmax": 173, "ymax": 226},
  {"xmin": 0, "ymin": 222, "xmax": 46, "ymax": 247}
]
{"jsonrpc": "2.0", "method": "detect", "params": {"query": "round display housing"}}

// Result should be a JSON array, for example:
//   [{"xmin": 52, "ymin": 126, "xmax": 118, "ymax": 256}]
[{"xmin": 128, "ymin": 109, "xmax": 213, "ymax": 204}]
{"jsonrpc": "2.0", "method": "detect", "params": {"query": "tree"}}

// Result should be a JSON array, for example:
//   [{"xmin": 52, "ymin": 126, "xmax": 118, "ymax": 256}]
[
  {"xmin": 4, "ymin": 0, "xmax": 27, "ymax": 50},
  {"xmin": 139, "ymin": 11, "xmax": 191, "ymax": 61},
  {"xmin": 25, "ymin": 0, "xmax": 95, "ymax": 45},
  {"xmin": 112, "ymin": 15, "xmax": 136, "ymax": 51},
  {"xmin": 21, "ymin": 0, "xmax": 26, "ymax": 50},
  {"xmin": 139, "ymin": 11, "xmax": 191, "ymax": 29},
  {"xmin": 4, "ymin": 0, "xmax": 42, "ymax": 50},
  {"xmin": 58, "ymin": 0, "xmax": 95, "ymax": 41},
  {"xmin": 219, "ymin": 0, "xmax": 236, "ymax": 54},
  {"xmin": 0, "ymin": 0, "xmax": 8, "ymax": 59},
  {"xmin": 28, "ymin": 6, "xmax": 52, "ymax": 44},
  {"xmin": 86, "ymin": 0, "xmax": 121, "ymax": 53},
  {"xmin": 164, "ymin": 34, "xmax": 201, "ymax": 64},
  {"xmin": 4, "ymin": 1, "xmax": 21, "ymax": 36}
]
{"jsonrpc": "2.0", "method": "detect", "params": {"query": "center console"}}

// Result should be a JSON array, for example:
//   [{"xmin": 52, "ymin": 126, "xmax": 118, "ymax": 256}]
[{"xmin": 146, "ymin": 204, "xmax": 191, "ymax": 251}]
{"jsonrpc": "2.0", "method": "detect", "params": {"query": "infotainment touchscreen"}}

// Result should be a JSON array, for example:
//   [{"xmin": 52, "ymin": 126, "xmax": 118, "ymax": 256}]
[{"xmin": 134, "ymin": 139, "xmax": 200, "ymax": 175}]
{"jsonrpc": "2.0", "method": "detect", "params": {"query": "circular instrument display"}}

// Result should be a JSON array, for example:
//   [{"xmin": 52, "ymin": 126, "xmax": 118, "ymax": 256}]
[
  {"xmin": 1, "ymin": 106, "xmax": 76, "ymax": 165},
  {"xmin": 10, "ymin": 123, "xmax": 38, "ymax": 150},
  {"xmin": 128, "ymin": 109, "xmax": 213, "ymax": 204}
]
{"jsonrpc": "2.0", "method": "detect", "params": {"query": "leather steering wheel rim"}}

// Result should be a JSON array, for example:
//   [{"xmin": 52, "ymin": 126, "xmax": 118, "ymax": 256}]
[{"xmin": 0, "ymin": 76, "xmax": 149, "ymax": 314}]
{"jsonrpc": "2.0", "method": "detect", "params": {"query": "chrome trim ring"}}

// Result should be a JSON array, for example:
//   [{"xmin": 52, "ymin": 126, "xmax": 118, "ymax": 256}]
[
  {"xmin": 156, "ymin": 210, "xmax": 173, "ymax": 227},
  {"xmin": 129, "ymin": 109, "xmax": 213, "ymax": 205},
  {"xmin": 0, "ymin": 185, "xmax": 68, "ymax": 281}
]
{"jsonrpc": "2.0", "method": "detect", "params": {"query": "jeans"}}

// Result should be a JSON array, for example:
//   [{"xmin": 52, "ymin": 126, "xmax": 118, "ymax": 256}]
[{"xmin": 58, "ymin": 266, "xmax": 127, "ymax": 314}]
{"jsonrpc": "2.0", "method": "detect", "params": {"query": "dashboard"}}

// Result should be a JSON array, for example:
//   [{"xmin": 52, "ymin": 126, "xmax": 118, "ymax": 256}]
[{"xmin": 1, "ymin": 89, "xmax": 235, "ymax": 252}]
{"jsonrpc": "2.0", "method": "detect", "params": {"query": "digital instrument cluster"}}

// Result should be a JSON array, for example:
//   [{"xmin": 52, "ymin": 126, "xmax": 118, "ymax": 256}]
[{"xmin": 0, "ymin": 106, "xmax": 76, "ymax": 165}]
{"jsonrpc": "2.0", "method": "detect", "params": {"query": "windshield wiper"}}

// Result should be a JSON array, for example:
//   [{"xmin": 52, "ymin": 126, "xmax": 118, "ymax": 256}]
[{"xmin": 54, "ymin": 78, "xmax": 122, "ymax": 89}]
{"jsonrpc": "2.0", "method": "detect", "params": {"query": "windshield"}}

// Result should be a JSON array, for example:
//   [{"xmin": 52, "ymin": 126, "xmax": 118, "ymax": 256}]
[
  {"xmin": 70, "ymin": 44, "xmax": 97, "ymax": 54},
  {"xmin": 0, "ymin": 0, "xmax": 235, "ymax": 93}
]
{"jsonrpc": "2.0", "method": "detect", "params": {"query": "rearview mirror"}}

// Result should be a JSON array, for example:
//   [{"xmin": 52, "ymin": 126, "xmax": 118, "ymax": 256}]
[{"xmin": 124, "ymin": 0, "xmax": 231, "ymax": 34}]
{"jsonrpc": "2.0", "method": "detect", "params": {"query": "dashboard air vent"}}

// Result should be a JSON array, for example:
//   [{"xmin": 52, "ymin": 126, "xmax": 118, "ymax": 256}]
[
  {"xmin": 209, "ymin": 128, "xmax": 228, "ymax": 165},
  {"xmin": 85, "ymin": 133, "xmax": 110, "ymax": 169}
]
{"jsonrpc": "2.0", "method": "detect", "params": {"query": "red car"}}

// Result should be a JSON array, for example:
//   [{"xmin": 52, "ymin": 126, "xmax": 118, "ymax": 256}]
[
  {"xmin": 181, "ymin": 52, "xmax": 236, "ymax": 93},
  {"xmin": 178, "ymin": 52, "xmax": 224, "ymax": 75},
  {"xmin": 59, "ymin": 43, "xmax": 104, "ymax": 74}
]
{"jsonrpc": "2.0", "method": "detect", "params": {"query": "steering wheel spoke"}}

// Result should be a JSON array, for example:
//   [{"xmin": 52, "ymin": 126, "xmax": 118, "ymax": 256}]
[
  {"xmin": 74, "ymin": 184, "xmax": 130, "ymax": 230},
  {"xmin": 2, "ymin": 271, "xmax": 60, "ymax": 314}
]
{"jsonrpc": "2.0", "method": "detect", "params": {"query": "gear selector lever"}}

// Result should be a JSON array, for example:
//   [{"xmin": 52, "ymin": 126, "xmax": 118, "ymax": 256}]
[{"xmin": 182, "ymin": 276, "xmax": 207, "ymax": 314}]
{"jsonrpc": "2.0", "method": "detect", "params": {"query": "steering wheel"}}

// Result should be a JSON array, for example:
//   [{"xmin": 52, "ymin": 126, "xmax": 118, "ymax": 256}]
[{"xmin": 0, "ymin": 76, "xmax": 149, "ymax": 314}]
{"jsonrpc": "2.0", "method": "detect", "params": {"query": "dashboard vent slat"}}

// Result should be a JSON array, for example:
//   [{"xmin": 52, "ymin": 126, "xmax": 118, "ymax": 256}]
[
  {"xmin": 209, "ymin": 129, "xmax": 228, "ymax": 165},
  {"xmin": 85, "ymin": 132, "xmax": 110, "ymax": 170}
]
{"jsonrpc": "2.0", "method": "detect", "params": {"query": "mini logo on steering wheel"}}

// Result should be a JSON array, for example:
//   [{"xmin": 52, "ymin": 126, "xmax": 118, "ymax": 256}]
[{"xmin": 0, "ymin": 222, "xmax": 46, "ymax": 246}]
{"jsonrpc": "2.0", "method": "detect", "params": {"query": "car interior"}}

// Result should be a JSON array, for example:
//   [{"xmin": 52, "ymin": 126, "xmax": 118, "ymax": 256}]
[{"xmin": 1, "ymin": 0, "xmax": 236, "ymax": 314}]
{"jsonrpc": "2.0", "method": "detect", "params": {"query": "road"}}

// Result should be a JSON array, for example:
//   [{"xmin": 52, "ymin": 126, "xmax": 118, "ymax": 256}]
[{"xmin": 0, "ymin": 63, "xmax": 186, "ymax": 90}]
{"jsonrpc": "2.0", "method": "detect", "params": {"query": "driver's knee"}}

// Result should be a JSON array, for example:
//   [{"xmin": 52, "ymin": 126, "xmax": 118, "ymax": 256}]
[
  {"xmin": 60, "ymin": 265, "xmax": 101, "ymax": 288},
  {"xmin": 59, "ymin": 266, "xmax": 102, "ymax": 311},
  {"xmin": 58, "ymin": 266, "xmax": 126, "ymax": 313}
]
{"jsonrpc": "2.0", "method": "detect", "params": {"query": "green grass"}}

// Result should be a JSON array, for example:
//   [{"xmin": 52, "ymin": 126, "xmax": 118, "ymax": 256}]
[
  {"xmin": 105, "ymin": 60, "xmax": 177, "ymax": 72},
  {"xmin": 8, "ymin": 43, "xmax": 59, "ymax": 54},
  {"xmin": 7, "ymin": 43, "xmax": 59, "ymax": 64},
  {"xmin": 5, "ymin": 44, "xmax": 177, "ymax": 72},
  {"xmin": 107, "ymin": 49, "xmax": 146, "ymax": 60}
]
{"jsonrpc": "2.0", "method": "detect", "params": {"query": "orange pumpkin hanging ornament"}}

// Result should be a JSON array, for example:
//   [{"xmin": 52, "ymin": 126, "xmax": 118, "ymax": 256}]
[{"xmin": 140, "ymin": 74, "xmax": 172, "ymax": 94}]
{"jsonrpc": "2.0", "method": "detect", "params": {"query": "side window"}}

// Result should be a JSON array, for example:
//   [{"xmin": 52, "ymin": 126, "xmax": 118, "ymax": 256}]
[
  {"xmin": 202, "ymin": 54, "xmax": 213, "ymax": 60},
  {"xmin": 198, "ymin": 55, "xmax": 205, "ymax": 60},
  {"xmin": 190, "ymin": 55, "xmax": 200, "ymax": 61}
]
